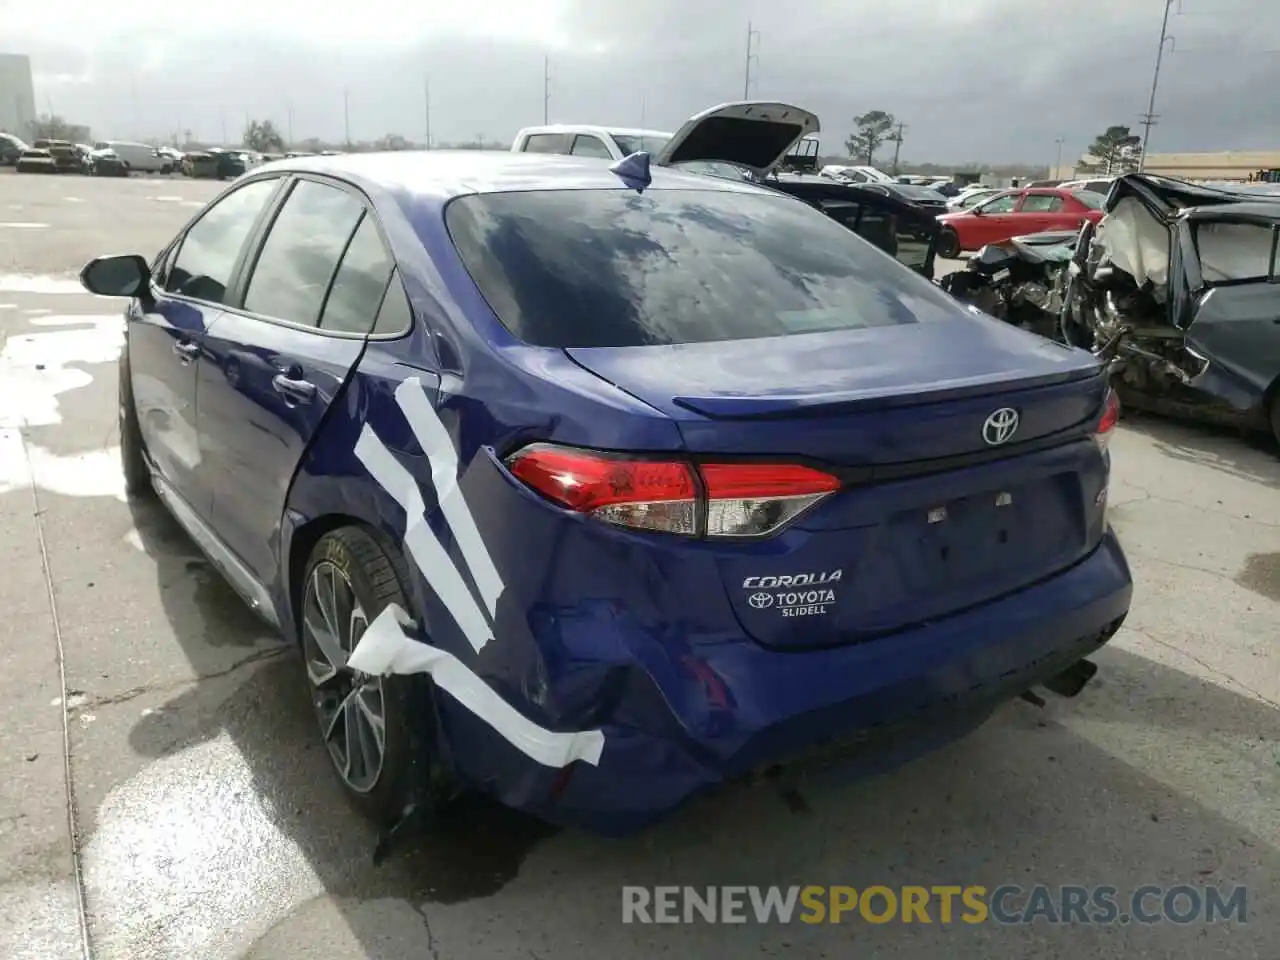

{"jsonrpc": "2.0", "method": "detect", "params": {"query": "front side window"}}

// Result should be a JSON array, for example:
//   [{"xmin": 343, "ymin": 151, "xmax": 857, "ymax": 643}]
[
  {"xmin": 446, "ymin": 188, "xmax": 962, "ymax": 349},
  {"xmin": 166, "ymin": 177, "xmax": 280, "ymax": 303},
  {"xmin": 977, "ymin": 193, "xmax": 1018, "ymax": 214},
  {"xmin": 243, "ymin": 179, "xmax": 365, "ymax": 325}
]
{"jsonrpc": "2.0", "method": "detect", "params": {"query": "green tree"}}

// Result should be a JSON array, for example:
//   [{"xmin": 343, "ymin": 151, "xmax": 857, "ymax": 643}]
[
  {"xmin": 1084, "ymin": 125, "xmax": 1142, "ymax": 175},
  {"xmin": 243, "ymin": 119, "xmax": 285, "ymax": 152},
  {"xmin": 32, "ymin": 114, "xmax": 75, "ymax": 141},
  {"xmin": 845, "ymin": 110, "xmax": 898, "ymax": 165}
]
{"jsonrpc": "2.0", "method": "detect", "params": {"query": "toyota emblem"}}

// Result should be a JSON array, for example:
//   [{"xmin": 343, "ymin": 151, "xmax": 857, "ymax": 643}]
[
  {"xmin": 982, "ymin": 407, "xmax": 1020, "ymax": 446},
  {"xmin": 748, "ymin": 592, "xmax": 774, "ymax": 609}
]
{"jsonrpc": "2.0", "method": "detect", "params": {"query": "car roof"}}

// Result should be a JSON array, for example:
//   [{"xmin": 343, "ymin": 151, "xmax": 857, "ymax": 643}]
[
  {"xmin": 252, "ymin": 149, "xmax": 769, "ymax": 204},
  {"xmin": 516, "ymin": 125, "xmax": 672, "ymax": 140}
]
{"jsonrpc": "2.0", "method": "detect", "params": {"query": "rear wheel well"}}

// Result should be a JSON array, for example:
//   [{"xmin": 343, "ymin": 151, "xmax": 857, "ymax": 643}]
[{"xmin": 286, "ymin": 514, "xmax": 412, "ymax": 643}]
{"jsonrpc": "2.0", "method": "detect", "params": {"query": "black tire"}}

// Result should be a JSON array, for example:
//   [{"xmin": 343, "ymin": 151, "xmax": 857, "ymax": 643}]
[
  {"xmin": 937, "ymin": 227, "xmax": 961, "ymax": 260},
  {"xmin": 118, "ymin": 348, "xmax": 153, "ymax": 498},
  {"xmin": 300, "ymin": 526, "xmax": 448, "ymax": 826}
]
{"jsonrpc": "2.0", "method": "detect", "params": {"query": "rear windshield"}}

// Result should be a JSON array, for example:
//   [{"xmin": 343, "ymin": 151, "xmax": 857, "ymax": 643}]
[
  {"xmin": 894, "ymin": 184, "xmax": 947, "ymax": 202},
  {"xmin": 1073, "ymin": 190, "xmax": 1107, "ymax": 209},
  {"xmin": 445, "ymin": 188, "xmax": 963, "ymax": 348}
]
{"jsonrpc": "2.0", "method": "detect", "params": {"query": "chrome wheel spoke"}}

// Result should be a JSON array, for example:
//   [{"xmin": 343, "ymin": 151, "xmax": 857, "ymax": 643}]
[
  {"xmin": 341, "ymin": 688, "xmax": 363, "ymax": 779},
  {"xmin": 306, "ymin": 656, "xmax": 339, "ymax": 688},
  {"xmin": 302, "ymin": 558, "xmax": 387, "ymax": 794},
  {"xmin": 305, "ymin": 569, "xmax": 347, "ymax": 673},
  {"xmin": 355, "ymin": 682, "xmax": 386, "ymax": 751}
]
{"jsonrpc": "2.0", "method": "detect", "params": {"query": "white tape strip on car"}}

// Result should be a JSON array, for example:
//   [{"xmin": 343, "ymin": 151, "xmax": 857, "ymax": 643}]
[
  {"xmin": 394, "ymin": 378, "xmax": 504, "ymax": 618},
  {"xmin": 354, "ymin": 425, "xmax": 494, "ymax": 653},
  {"xmin": 350, "ymin": 603, "xmax": 605, "ymax": 767}
]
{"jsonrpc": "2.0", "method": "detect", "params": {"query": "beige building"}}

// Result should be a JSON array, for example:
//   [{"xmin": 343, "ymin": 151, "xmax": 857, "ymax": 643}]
[
  {"xmin": 1051, "ymin": 151, "xmax": 1280, "ymax": 184},
  {"xmin": 1139, "ymin": 151, "xmax": 1280, "ymax": 181}
]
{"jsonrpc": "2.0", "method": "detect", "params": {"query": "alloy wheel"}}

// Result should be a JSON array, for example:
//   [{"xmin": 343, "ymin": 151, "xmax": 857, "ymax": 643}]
[{"xmin": 301, "ymin": 560, "xmax": 387, "ymax": 793}]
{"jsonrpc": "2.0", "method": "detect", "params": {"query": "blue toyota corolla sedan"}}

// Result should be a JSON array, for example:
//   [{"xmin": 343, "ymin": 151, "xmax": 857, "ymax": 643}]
[{"xmin": 80, "ymin": 109, "xmax": 1131, "ymax": 836}]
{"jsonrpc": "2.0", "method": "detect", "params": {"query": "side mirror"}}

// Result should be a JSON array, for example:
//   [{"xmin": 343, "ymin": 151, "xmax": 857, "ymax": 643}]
[{"xmin": 80, "ymin": 254, "xmax": 150, "ymax": 298}]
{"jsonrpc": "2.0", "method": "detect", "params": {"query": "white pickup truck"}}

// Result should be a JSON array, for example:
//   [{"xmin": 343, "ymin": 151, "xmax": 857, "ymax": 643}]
[{"xmin": 510, "ymin": 124, "xmax": 673, "ymax": 161}]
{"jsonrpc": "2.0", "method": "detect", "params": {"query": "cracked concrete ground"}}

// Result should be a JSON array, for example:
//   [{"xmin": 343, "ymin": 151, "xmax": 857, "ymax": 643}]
[{"xmin": 0, "ymin": 171, "xmax": 1277, "ymax": 959}]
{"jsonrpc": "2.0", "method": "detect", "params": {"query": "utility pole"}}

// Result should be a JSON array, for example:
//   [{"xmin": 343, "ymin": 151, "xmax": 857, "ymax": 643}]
[
  {"xmin": 890, "ymin": 122, "xmax": 906, "ymax": 175},
  {"xmin": 343, "ymin": 87, "xmax": 351, "ymax": 145},
  {"xmin": 1054, "ymin": 137, "xmax": 1065, "ymax": 176},
  {"xmin": 543, "ymin": 56, "xmax": 551, "ymax": 124},
  {"xmin": 1138, "ymin": 0, "xmax": 1176, "ymax": 172},
  {"xmin": 743, "ymin": 21, "xmax": 761, "ymax": 98},
  {"xmin": 424, "ymin": 76, "xmax": 431, "ymax": 148}
]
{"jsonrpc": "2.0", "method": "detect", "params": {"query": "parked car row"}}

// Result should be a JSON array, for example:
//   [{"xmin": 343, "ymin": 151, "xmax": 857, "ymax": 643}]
[{"xmin": 5, "ymin": 135, "xmax": 280, "ymax": 181}]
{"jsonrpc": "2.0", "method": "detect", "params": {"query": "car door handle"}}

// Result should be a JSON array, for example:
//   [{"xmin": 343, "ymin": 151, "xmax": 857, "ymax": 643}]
[
  {"xmin": 172, "ymin": 340, "xmax": 200, "ymax": 362},
  {"xmin": 271, "ymin": 373, "xmax": 317, "ymax": 404}
]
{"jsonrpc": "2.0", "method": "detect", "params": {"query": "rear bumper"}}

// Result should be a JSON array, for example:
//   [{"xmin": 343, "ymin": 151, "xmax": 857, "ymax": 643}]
[{"xmin": 431, "ymin": 529, "xmax": 1132, "ymax": 835}]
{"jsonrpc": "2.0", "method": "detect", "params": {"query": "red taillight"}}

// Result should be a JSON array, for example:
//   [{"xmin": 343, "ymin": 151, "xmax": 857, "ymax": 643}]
[
  {"xmin": 507, "ymin": 445, "xmax": 699, "ymax": 535},
  {"xmin": 506, "ymin": 445, "xmax": 840, "ymax": 538},
  {"xmin": 700, "ymin": 462, "xmax": 841, "ymax": 537},
  {"xmin": 1093, "ymin": 389, "xmax": 1119, "ymax": 451}
]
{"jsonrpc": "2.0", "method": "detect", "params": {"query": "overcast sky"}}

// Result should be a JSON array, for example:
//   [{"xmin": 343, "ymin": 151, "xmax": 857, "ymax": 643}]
[{"xmin": 4, "ymin": 0, "xmax": 1278, "ymax": 163}]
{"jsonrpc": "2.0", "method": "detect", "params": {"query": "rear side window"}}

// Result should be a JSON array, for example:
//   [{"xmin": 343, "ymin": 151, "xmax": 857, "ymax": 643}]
[
  {"xmin": 243, "ymin": 179, "xmax": 365, "ymax": 325},
  {"xmin": 1021, "ymin": 195, "xmax": 1064, "ymax": 213},
  {"xmin": 570, "ymin": 135, "xmax": 612, "ymax": 159},
  {"xmin": 372, "ymin": 271, "xmax": 413, "ymax": 336},
  {"xmin": 1194, "ymin": 222, "xmax": 1276, "ymax": 283},
  {"xmin": 520, "ymin": 134, "xmax": 567, "ymax": 154},
  {"xmin": 446, "ymin": 188, "xmax": 963, "ymax": 348},
  {"xmin": 320, "ymin": 214, "xmax": 395, "ymax": 333},
  {"xmin": 167, "ymin": 177, "xmax": 279, "ymax": 304}
]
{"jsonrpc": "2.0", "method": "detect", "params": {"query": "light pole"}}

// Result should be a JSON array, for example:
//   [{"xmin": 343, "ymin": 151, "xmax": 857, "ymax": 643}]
[
  {"xmin": 543, "ymin": 56, "xmax": 551, "ymax": 125},
  {"xmin": 1138, "ymin": 0, "xmax": 1176, "ymax": 171},
  {"xmin": 343, "ymin": 88, "xmax": 351, "ymax": 145},
  {"xmin": 1054, "ymin": 137, "xmax": 1064, "ymax": 176},
  {"xmin": 743, "ymin": 22, "xmax": 760, "ymax": 98}
]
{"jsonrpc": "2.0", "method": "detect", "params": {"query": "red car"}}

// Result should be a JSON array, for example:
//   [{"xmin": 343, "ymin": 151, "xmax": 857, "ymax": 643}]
[{"xmin": 936, "ymin": 188, "xmax": 1107, "ymax": 259}]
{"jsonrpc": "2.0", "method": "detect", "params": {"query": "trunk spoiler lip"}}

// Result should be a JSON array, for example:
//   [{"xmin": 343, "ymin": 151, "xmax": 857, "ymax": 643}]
[{"xmin": 672, "ymin": 360, "xmax": 1106, "ymax": 420}]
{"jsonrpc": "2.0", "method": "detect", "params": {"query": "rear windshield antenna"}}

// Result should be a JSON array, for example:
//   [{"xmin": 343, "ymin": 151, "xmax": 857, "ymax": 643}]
[{"xmin": 610, "ymin": 151, "xmax": 652, "ymax": 191}]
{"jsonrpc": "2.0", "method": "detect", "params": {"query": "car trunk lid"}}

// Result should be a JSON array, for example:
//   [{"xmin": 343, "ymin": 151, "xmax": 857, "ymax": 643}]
[
  {"xmin": 566, "ymin": 321, "xmax": 1111, "ymax": 648},
  {"xmin": 654, "ymin": 101, "xmax": 820, "ymax": 177}
]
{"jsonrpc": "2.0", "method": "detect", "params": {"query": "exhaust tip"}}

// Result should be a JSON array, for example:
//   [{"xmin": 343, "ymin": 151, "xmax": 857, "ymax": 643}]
[{"xmin": 1042, "ymin": 658, "xmax": 1099, "ymax": 699}]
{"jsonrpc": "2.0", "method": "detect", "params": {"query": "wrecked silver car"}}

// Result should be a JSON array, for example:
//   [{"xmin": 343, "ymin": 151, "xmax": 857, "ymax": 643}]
[
  {"xmin": 1060, "ymin": 174, "xmax": 1280, "ymax": 446},
  {"xmin": 940, "ymin": 231, "xmax": 1077, "ymax": 338}
]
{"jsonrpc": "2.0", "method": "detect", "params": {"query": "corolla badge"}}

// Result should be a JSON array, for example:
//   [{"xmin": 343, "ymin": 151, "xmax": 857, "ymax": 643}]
[{"xmin": 982, "ymin": 407, "xmax": 1020, "ymax": 446}]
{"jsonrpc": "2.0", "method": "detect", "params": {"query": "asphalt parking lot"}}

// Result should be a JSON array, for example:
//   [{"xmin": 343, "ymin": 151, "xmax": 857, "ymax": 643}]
[{"xmin": 1, "ymin": 169, "xmax": 1278, "ymax": 960}]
